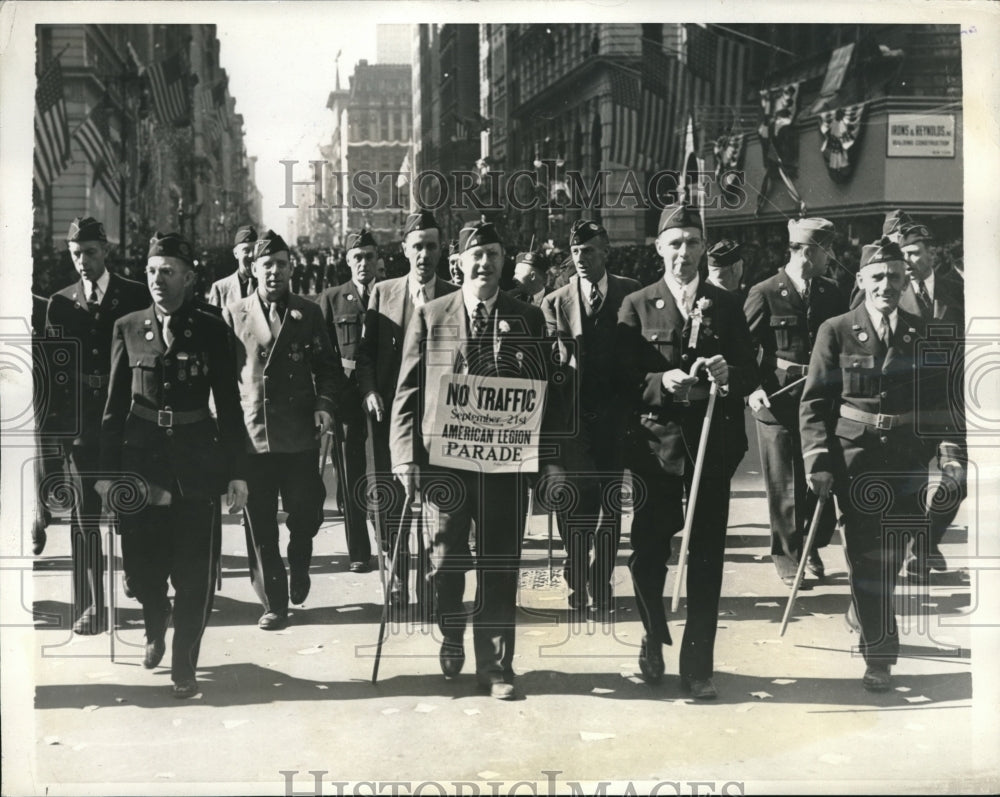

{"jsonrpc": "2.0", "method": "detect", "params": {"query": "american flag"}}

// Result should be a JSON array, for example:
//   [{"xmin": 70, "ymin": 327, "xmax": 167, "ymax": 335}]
[
  {"xmin": 72, "ymin": 99, "xmax": 122, "ymax": 205},
  {"xmin": 200, "ymin": 81, "xmax": 225, "ymax": 145},
  {"xmin": 638, "ymin": 29, "xmax": 747, "ymax": 175},
  {"xmin": 147, "ymin": 51, "xmax": 190, "ymax": 127},
  {"xmin": 609, "ymin": 68, "xmax": 641, "ymax": 170},
  {"xmin": 33, "ymin": 58, "xmax": 72, "ymax": 191}
]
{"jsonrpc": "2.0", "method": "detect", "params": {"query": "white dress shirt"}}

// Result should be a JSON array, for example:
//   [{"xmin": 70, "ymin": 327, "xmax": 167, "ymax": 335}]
[
  {"xmin": 663, "ymin": 272, "xmax": 700, "ymax": 319},
  {"xmin": 82, "ymin": 269, "xmax": 110, "ymax": 304}
]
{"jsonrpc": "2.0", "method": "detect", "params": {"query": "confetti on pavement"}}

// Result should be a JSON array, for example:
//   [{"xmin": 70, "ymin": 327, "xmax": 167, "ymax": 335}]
[
  {"xmin": 591, "ymin": 687, "xmax": 614, "ymax": 695},
  {"xmin": 337, "ymin": 606, "xmax": 362, "ymax": 612},
  {"xmin": 414, "ymin": 703, "xmax": 437, "ymax": 713},
  {"xmin": 579, "ymin": 731, "xmax": 616, "ymax": 741},
  {"xmin": 463, "ymin": 709, "xmax": 481, "ymax": 716},
  {"xmin": 44, "ymin": 736, "xmax": 60, "ymax": 745},
  {"xmin": 115, "ymin": 697, "xmax": 128, "ymax": 704},
  {"xmin": 771, "ymin": 678, "xmax": 797, "ymax": 685},
  {"xmin": 735, "ymin": 705, "xmax": 754, "ymax": 713},
  {"xmin": 72, "ymin": 743, "xmax": 87, "ymax": 751},
  {"xmin": 82, "ymin": 705, "xmax": 98, "ymax": 713},
  {"xmin": 316, "ymin": 685, "xmax": 329, "ymax": 690},
  {"xmin": 381, "ymin": 708, "xmax": 399, "ymax": 715},
  {"xmin": 895, "ymin": 686, "xmax": 912, "ymax": 693},
  {"xmin": 718, "ymin": 610, "xmax": 736, "ymax": 616},
  {"xmin": 750, "ymin": 691, "xmax": 773, "ymax": 700},
  {"xmin": 297, "ymin": 645, "xmax": 324, "ymax": 655},
  {"xmin": 904, "ymin": 695, "xmax": 932, "ymax": 704},
  {"xmin": 755, "ymin": 601, "xmax": 780, "ymax": 608},
  {"xmin": 222, "ymin": 719, "xmax": 248, "ymax": 730},
  {"xmin": 171, "ymin": 719, "xmax": 182, "ymax": 727}
]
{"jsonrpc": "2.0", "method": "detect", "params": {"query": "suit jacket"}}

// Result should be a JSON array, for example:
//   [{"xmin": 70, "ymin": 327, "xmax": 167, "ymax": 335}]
[
  {"xmin": 223, "ymin": 292, "xmax": 345, "ymax": 454},
  {"xmin": 208, "ymin": 269, "xmax": 255, "ymax": 312},
  {"xmin": 100, "ymin": 302, "xmax": 248, "ymax": 500},
  {"xmin": 616, "ymin": 278, "xmax": 757, "ymax": 477},
  {"xmin": 542, "ymin": 274, "xmax": 641, "ymax": 470},
  {"xmin": 45, "ymin": 273, "xmax": 150, "ymax": 448},
  {"xmin": 744, "ymin": 269, "xmax": 847, "ymax": 425},
  {"xmin": 506, "ymin": 285, "xmax": 549, "ymax": 307},
  {"xmin": 800, "ymin": 304, "xmax": 962, "ymax": 480},
  {"xmin": 356, "ymin": 275, "xmax": 458, "ymax": 411},
  {"xmin": 390, "ymin": 289, "xmax": 554, "ymax": 470}
]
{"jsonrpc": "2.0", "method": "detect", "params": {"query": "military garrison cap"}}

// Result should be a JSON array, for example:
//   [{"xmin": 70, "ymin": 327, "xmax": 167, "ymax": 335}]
[
  {"xmin": 345, "ymin": 229, "xmax": 378, "ymax": 251},
  {"xmin": 515, "ymin": 250, "xmax": 548, "ymax": 272},
  {"xmin": 859, "ymin": 237, "xmax": 905, "ymax": 269},
  {"xmin": 253, "ymin": 229, "xmax": 289, "ymax": 259},
  {"xmin": 67, "ymin": 216, "xmax": 107, "ymax": 243},
  {"xmin": 788, "ymin": 217, "xmax": 835, "ymax": 248},
  {"xmin": 402, "ymin": 209, "xmax": 440, "ymax": 238},
  {"xmin": 147, "ymin": 231, "xmax": 194, "ymax": 265},
  {"xmin": 233, "ymin": 225, "xmax": 257, "ymax": 246},
  {"xmin": 568, "ymin": 219, "xmax": 607, "ymax": 246},
  {"xmin": 658, "ymin": 203, "xmax": 703, "ymax": 235},
  {"xmin": 706, "ymin": 239, "xmax": 742, "ymax": 267},
  {"xmin": 458, "ymin": 221, "xmax": 502, "ymax": 252},
  {"xmin": 882, "ymin": 210, "xmax": 914, "ymax": 238}
]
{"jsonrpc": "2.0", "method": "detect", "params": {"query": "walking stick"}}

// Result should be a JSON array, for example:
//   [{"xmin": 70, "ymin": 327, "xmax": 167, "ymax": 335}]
[
  {"xmin": 779, "ymin": 492, "xmax": 828, "ymax": 636},
  {"xmin": 547, "ymin": 505, "xmax": 554, "ymax": 580},
  {"xmin": 372, "ymin": 497, "xmax": 410, "ymax": 685},
  {"xmin": 766, "ymin": 375, "xmax": 808, "ymax": 402},
  {"xmin": 107, "ymin": 520, "xmax": 116, "ymax": 663},
  {"xmin": 364, "ymin": 414, "xmax": 388, "ymax": 596},
  {"xmin": 671, "ymin": 362, "xmax": 725, "ymax": 613}
]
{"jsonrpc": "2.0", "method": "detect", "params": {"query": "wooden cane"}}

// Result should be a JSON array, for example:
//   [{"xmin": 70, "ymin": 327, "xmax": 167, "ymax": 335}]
[
  {"xmin": 766, "ymin": 375, "xmax": 808, "ymax": 402},
  {"xmin": 671, "ymin": 379, "xmax": 720, "ymax": 613},
  {"xmin": 364, "ymin": 414, "xmax": 388, "ymax": 597},
  {"xmin": 779, "ymin": 492, "xmax": 829, "ymax": 636},
  {"xmin": 372, "ymin": 497, "xmax": 410, "ymax": 685}
]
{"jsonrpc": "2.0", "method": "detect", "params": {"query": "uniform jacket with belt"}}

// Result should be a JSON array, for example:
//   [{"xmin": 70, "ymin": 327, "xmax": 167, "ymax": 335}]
[
  {"xmin": 616, "ymin": 278, "xmax": 757, "ymax": 476},
  {"xmin": 208, "ymin": 269, "xmax": 255, "ymax": 312},
  {"xmin": 744, "ymin": 268, "xmax": 846, "ymax": 426},
  {"xmin": 100, "ymin": 302, "xmax": 248, "ymax": 500},
  {"xmin": 390, "ymin": 290, "xmax": 555, "ymax": 470},
  {"xmin": 356, "ymin": 275, "xmax": 458, "ymax": 411},
  {"xmin": 223, "ymin": 292, "xmax": 344, "ymax": 454},
  {"xmin": 45, "ymin": 273, "xmax": 150, "ymax": 447},
  {"xmin": 542, "ymin": 273, "xmax": 641, "ymax": 470},
  {"xmin": 800, "ymin": 304, "xmax": 962, "ymax": 479}
]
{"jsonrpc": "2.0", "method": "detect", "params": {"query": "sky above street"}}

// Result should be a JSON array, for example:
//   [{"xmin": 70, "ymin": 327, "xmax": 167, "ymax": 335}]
[{"xmin": 217, "ymin": 19, "xmax": 378, "ymax": 232}]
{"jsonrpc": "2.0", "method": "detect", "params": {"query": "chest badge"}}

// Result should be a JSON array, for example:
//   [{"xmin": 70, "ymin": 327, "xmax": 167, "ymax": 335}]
[
  {"xmin": 780, "ymin": 289, "xmax": 789, "ymax": 297},
  {"xmin": 655, "ymin": 299, "xmax": 665, "ymax": 309},
  {"xmin": 347, "ymin": 294, "xmax": 355, "ymax": 301},
  {"xmin": 858, "ymin": 332, "xmax": 869, "ymax": 342},
  {"xmin": 144, "ymin": 331, "xmax": 154, "ymax": 341}
]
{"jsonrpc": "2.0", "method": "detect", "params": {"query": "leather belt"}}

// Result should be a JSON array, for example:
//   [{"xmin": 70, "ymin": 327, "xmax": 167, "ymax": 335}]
[
  {"xmin": 840, "ymin": 405, "xmax": 913, "ymax": 431},
  {"xmin": 130, "ymin": 403, "xmax": 212, "ymax": 428},
  {"xmin": 775, "ymin": 358, "xmax": 808, "ymax": 378},
  {"xmin": 82, "ymin": 373, "xmax": 110, "ymax": 389}
]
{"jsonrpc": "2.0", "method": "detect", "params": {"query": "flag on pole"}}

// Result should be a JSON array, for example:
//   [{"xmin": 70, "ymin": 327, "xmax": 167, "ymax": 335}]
[
  {"xmin": 609, "ymin": 68, "xmax": 641, "ymax": 170},
  {"xmin": 147, "ymin": 51, "xmax": 191, "ymax": 126},
  {"xmin": 681, "ymin": 114, "xmax": 706, "ymax": 231},
  {"xmin": 396, "ymin": 151, "xmax": 410, "ymax": 188},
  {"xmin": 33, "ymin": 58, "xmax": 72, "ymax": 191},
  {"xmin": 72, "ymin": 98, "xmax": 122, "ymax": 205}
]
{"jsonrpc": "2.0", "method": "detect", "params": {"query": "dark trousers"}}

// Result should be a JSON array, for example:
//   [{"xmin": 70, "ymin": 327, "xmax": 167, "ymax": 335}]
[
  {"xmin": 58, "ymin": 444, "xmax": 105, "ymax": 619},
  {"xmin": 544, "ymin": 465, "xmax": 624, "ymax": 608},
  {"xmin": 422, "ymin": 468, "xmax": 526, "ymax": 679},
  {"xmin": 243, "ymin": 451, "xmax": 325, "ymax": 614},
  {"xmin": 628, "ymin": 454, "xmax": 731, "ymax": 681},
  {"xmin": 338, "ymin": 412, "xmax": 372, "ymax": 563},
  {"xmin": 755, "ymin": 419, "xmax": 836, "ymax": 571},
  {"xmin": 839, "ymin": 450, "xmax": 927, "ymax": 665},
  {"xmin": 119, "ymin": 497, "xmax": 220, "ymax": 683}
]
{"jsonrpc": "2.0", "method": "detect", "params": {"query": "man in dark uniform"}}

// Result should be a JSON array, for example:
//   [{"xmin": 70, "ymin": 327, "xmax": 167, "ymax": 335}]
[
  {"xmin": 390, "ymin": 221, "xmax": 555, "ymax": 699},
  {"xmin": 705, "ymin": 239, "xmax": 748, "ymax": 298},
  {"xmin": 447, "ymin": 239, "xmax": 463, "ymax": 286},
  {"xmin": 800, "ymin": 238, "xmax": 963, "ymax": 691},
  {"xmin": 507, "ymin": 249, "xmax": 550, "ymax": 307},
  {"xmin": 318, "ymin": 229, "xmax": 379, "ymax": 573},
  {"xmin": 744, "ymin": 218, "xmax": 847, "ymax": 586},
  {"xmin": 44, "ymin": 216, "xmax": 149, "ymax": 633},
  {"xmin": 223, "ymin": 230, "xmax": 344, "ymax": 630},
  {"xmin": 541, "ymin": 220, "xmax": 639, "ymax": 616},
  {"xmin": 616, "ymin": 204, "xmax": 756, "ymax": 699},
  {"xmin": 97, "ymin": 231, "xmax": 248, "ymax": 698},
  {"xmin": 357, "ymin": 210, "xmax": 458, "ymax": 608},
  {"xmin": 208, "ymin": 225, "xmax": 257, "ymax": 311}
]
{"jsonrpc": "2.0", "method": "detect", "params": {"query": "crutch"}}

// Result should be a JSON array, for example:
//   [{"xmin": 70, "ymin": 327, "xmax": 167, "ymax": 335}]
[
  {"xmin": 779, "ymin": 492, "xmax": 829, "ymax": 636},
  {"xmin": 671, "ymin": 361, "xmax": 726, "ymax": 613}
]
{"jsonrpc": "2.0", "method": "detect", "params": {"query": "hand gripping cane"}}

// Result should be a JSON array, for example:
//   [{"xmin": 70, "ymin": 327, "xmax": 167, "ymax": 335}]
[
  {"xmin": 671, "ymin": 358, "xmax": 729, "ymax": 613},
  {"xmin": 779, "ymin": 492, "xmax": 829, "ymax": 636}
]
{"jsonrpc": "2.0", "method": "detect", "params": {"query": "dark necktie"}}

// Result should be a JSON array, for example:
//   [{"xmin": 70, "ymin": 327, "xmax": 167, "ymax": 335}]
[
  {"xmin": 360, "ymin": 287, "xmax": 369, "ymax": 307},
  {"xmin": 472, "ymin": 301, "xmax": 489, "ymax": 339},
  {"xmin": 87, "ymin": 285, "xmax": 99, "ymax": 315},
  {"xmin": 879, "ymin": 313, "xmax": 891, "ymax": 349},
  {"xmin": 589, "ymin": 282, "xmax": 603, "ymax": 316},
  {"xmin": 915, "ymin": 280, "xmax": 932, "ymax": 319}
]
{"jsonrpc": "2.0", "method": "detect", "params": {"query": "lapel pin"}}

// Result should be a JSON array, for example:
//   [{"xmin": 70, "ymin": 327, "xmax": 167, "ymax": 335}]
[
  {"xmin": 903, "ymin": 334, "xmax": 912, "ymax": 343},
  {"xmin": 347, "ymin": 294, "xmax": 355, "ymax": 301},
  {"xmin": 184, "ymin": 329, "xmax": 192, "ymax": 338},
  {"xmin": 858, "ymin": 332, "xmax": 869, "ymax": 342},
  {"xmin": 655, "ymin": 298, "xmax": 665, "ymax": 309},
  {"xmin": 112, "ymin": 298, "xmax": 119, "ymax": 307},
  {"xmin": 780, "ymin": 289, "xmax": 789, "ymax": 297},
  {"xmin": 144, "ymin": 331, "xmax": 154, "ymax": 341}
]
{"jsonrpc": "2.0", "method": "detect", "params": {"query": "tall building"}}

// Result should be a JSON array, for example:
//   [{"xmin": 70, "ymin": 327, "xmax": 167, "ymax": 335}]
[
  {"xmin": 326, "ymin": 59, "xmax": 412, "ymax": 241},
  {"xmin": 32, "ymin": 23, "xmax": 260, "ymax": 274}
]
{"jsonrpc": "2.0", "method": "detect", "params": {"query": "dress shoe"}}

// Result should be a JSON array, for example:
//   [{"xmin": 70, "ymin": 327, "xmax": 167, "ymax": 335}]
[
  {"xmin": 638, "ymin": 635, "xmax": 665, "ymax": 684},
  {"xmin": 844, "ymin": 602, "xmax": 861, "ymax": 634},
  {"xmin": 290, "ymin": 572, "xmax": 311, "ymax": 605},
  {"xmin": 143, "ymin": 610, "xmax": 171, "ymax": 669},
  {"xmin": 439, "ymin": 639, "xmax": 465, "ymax": 678},
  {"xmin": 680, "ymin": 676, "xmax": 718, "ymax": 700},
  {"xmin": 72, "ymin": 606, "xmax": 107, "ymax": 635},
  {"xmin": 171, "ymin": 679, "xmax": 199, "ymax": 699},
  {"xmin": 122, "ymin": 578, "xmax": 135, "ymax": 599},
  {"xmin": 773, "ymin": 554, "xmax": 798, "ymax": 586},
  {"xmin": 258, "ymin": 611, "xmax": 289, "ymax": 631},
  {"xmin": 31, "ymin": 518, "xmax": 47, "ymax": 556},
  {"xmin": 862, "ymin": 663, "xmax": 892, "ymax": 692},
  {"xmin": 478, "ymin": 675, "xmax": 516, "ymax": 700},
  {"xmin": 349, "ymin": 559, "xmax": 372, "ymax": 574},
  {"xmin": 806, "ymin": 549, "xmax": 825, "ymax": 579}
]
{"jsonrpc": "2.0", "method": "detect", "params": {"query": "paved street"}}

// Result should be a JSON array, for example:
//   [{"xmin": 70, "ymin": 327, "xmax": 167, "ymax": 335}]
[{"xmin": 15, "ymin": 425, "xmax": 992, "ymax": 794}]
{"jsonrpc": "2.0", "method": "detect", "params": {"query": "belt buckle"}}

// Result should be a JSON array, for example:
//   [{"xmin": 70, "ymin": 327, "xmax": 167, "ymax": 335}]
[
  {"xmin": 157, "ymin": 409, "xmax": 174, "ymax": 428},
  {"xmin": 874, "ymin": 413, "xmax": 893, "ymax": 431},
  {"xmin": 86, "ymin": 374, "xmax": 102, "ymax": 388}
]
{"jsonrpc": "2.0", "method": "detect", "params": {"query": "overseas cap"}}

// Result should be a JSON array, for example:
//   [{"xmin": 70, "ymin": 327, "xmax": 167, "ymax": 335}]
[
  {"xmin": 67, "ymin": 216, "xmax": 107, "ymax": 243},
  {"xmin": 147, "ymin": 231, "xmax": 194, "ymax": 265},
  {"xmin": 458, "ymin": 221, "xmax": 502, "ymax": 252},
  {"xmin": 788, "ymin": 217, "xmax": 835, "ymax": 247}
]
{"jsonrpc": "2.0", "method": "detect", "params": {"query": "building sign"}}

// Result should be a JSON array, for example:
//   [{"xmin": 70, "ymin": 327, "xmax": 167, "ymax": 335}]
[
  {"xmin": 886, "ymin": 114, "xmax": 956, "ymax": 158},
  {"xmin": 428, "ymin": 373, "xmax": 547, "ymax": 474}
]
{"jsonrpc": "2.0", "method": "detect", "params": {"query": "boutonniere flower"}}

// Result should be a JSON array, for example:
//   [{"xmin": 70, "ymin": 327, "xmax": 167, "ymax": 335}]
[
  {"xmin": 289, "ymin": 309, "xmax": 303, "ymax": 321},
  {"xmin": 498, "ymin": 320, "xmax": 511, "ymax": 335},
  {"xmin": 695, "ymin": 297, "xmax": 712, "ymax": 313}
]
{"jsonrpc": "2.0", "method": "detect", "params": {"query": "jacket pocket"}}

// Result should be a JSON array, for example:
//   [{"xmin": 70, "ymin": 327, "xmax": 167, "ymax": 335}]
[
  {"xmin": 131, "ymin": 354, "xmax": 160, "ymax": 399},
  {"xmin": 770, "ymin": 315, "xmax": 800, "ymax": 350},
  {"xmin": 839, "ymin": 353, "xmax": 878, "ymax": 396},
  {"xmin": 336, "ymin": 315, "xmax": 360, "ymax": 348},
  {"xmin": 645, "ymin": 329, "xmax": 680, "ymax": 368}
]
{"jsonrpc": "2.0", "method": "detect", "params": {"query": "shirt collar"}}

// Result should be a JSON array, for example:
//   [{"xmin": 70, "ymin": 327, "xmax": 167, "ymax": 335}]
[
  {"xmin": 784, "ymin": 266, "xmax": 809, "ymax": 297},
  {"xmin": 462, "ymin": 286, "xmax": 499, "ymax": 322},
  {"xmin": 83, "ymin": 270, "xmax": 110, "ymax": 299},
  {"xmin": 580, "ymin": 272, "xmax": 608, "ymax": 298},
  {"xmin": 409, "ymin": 273, "xmax": 434, "ymax": 302},
  {"xmin": 917, "ymin": 271, "xmax": 935, "ymax": 299},
  {"xmin": 353, "ymin": 279, "xmax": 370, "ymax": 299},
  {"xmin": 663, "ymin": 272, "xmax": 699, "ymax": 315},
  {"xmin": 864, "ymin": 302, "xmax": 899, "ymax": 335}
]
